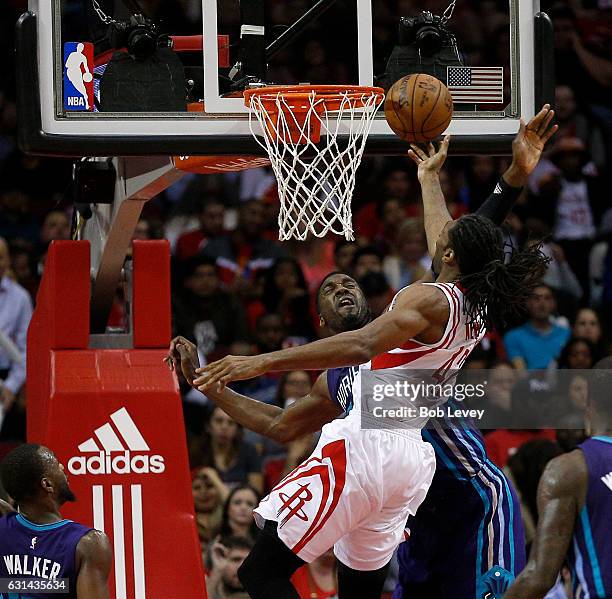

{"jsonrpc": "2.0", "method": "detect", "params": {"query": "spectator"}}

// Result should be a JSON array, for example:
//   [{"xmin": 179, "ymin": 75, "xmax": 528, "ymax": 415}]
[
  {"xmin": 505, "ymin": 439, "xmax": 563, "ymax": 545},
  {"xmin": 8, "ymin": 241, "xmax": 38, "ymax": 301},
  {"xmin": 192, "ymin": 466, "xmax": 226, "ymax": 549},
  {"xmin": 202, "ymin": 199, "xmax": 286, "ymax": 290},
  {"xmin": 0, "ymin": 189, "xmax": 38, "ymax": 246},
  {"xmin": 532, "ymin": 240, "xmax": 583, "ymax": 306},
  {"xmin": 173, "ymin": 256, "xmax": 249, "ymax": 362},
  {"xmin": 290, "ymin": 549, "xmax": 338, "ymax": 599},
  {"xmin": 206, "ymin": 535, "xmax": 253, "ymax": 599},
  {"xmin": 175, "ymin": 198, "xmax": 226, "ymax": 261},
  {"xmin": 260, "ymin": 258, "xmax": 315, "ymax": 340},
  {"xmin": 533, "ymin": 138, "xmax": 606, "ymax": 295},
  {"xmin": 383, "ymin": 218, "xmax": 429, "ymax": 290},
  {"xmin": 333, "ymin": 240, "xmax": 357, "ymax": 274},
  {"xmin": 551, "ymin": 5, "xmax": 612, "ymax": 120},
  {"xmin": 372, "ymin": 197, "xmax": 410, "ymax": 255},
  {"xmin": 567, "ymin": 373, "xmax": 589, "ymax": 413},
  {"xmin": 354, "ymin": 165, "xmax": 415, "ymax": 241},
  {"xmin": 359, "ymin": 271, "xmax": 394, "ymax": 318},
  {"xmin": 553, "ymin": 84, "xmax": 606, "ymax": 172},
  {"xmin": 0, "ymin": 238, "xmax": 32, "ymax": 441},
  {"xmin": 253, "ymin": 313, "xmax": 286, "ymax": 354},
  {"xmin": 503, "ymin": 284, "xmax": 571, "ymax": 369},
  {"xmin": 557, "ymin": 336, "xmax": 595, "ymax": 369},
  {"xmin": 572, "ymin": 307, "xmax": 605, "ymax": 358},
  {"xmin": 219, "ymin": 485, "xmax": 260, "ymax": 543},
  {"xmin": 352, "ymin": 245, "xmax": 384, "ymax": 280},
  {"xmin": 192, "ymin": 406, "xmax": 263, "ymax": 494}
]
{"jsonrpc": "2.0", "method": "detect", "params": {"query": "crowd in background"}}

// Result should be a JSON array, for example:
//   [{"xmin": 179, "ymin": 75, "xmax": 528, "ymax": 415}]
[{"xmin": 1, "ymin": 0, "xmax": 612, "ymax": 597}]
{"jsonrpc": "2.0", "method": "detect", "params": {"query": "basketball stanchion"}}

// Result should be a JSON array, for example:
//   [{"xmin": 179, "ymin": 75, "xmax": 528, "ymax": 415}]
[{"xmin": 244, "ymin": 85, "xmax": 385, "ymax": 241}]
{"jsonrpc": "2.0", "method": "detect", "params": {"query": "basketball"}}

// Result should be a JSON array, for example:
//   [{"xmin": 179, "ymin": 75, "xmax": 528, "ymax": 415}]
[
  {"xmin": 384, "ymin": 74, "xmax": 453, "ymax": 143},
  {"xmin": 83, "ymin": 72, "xmax": 93, "ymax": 83}
]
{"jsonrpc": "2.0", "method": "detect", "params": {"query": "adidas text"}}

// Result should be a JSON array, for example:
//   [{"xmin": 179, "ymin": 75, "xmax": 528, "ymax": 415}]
[{"xmin": 68, "ymin": 451, "xmax": 166, "ymax": 475}]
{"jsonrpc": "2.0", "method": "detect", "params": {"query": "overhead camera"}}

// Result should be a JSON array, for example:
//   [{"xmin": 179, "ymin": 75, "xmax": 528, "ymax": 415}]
[
  {"xmin": 108, "ymin": 14, "xmax": 170, "ymax": 60},
  {"xmin": 398, "ymin": 11, "xmax": 454, "ymax": 57},
  {"xmin": 378, "ymin": 10, "xmax": 462, "ymax": 90}
]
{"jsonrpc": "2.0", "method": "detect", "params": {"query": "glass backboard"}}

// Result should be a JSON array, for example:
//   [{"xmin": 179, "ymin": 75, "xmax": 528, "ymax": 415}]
[{"xmin": 17, "ymin": 0, "xmax": 553, "ymax": 156}]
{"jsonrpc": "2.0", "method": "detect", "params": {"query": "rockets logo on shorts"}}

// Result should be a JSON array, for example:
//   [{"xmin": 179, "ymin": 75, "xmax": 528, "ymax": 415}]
[
  {"xmin": 261, "ymin": 439, "xmax": 347, "ymax": 554},
  {"xmin": 63, "ymin": 42, "xmax": 94, "ymax": 111},
  {"xmin": 277, "ymin": 483, "xmax": 313, "ymax": 527}
]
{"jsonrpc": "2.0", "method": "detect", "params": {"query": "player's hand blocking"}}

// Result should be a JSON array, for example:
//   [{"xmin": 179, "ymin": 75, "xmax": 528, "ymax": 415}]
[
  {"xmin": 505, "ymin": 104, "xmax": 558, "ymax": 186},
  {"xmin": 407, "ymin": 134, "xmax": 451, "ymax": 181}
]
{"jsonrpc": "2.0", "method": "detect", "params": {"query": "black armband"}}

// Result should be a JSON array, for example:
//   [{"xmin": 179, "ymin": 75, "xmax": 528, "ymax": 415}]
[{"xmin": 476, "ymin": 176, "xmax": 523, "ymax": 226}]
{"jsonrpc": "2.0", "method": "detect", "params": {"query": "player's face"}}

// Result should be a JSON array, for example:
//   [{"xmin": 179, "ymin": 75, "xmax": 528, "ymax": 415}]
[
  {"xmin": 41, "ymin": 448, "xmax": 76, "ymax": 505},
  {"xmin": 318, "ymin": 274, "xmax": 369, "ymax": 333}
]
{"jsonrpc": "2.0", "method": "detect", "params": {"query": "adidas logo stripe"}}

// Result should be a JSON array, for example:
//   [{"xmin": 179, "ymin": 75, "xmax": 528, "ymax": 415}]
[
  {"xmin": 68, "ymin": 408, "xmax": 165, "ymax": 476},
  {"xmin": 602, "ymin": 472, "xmax": 612, "ymax": 492}
]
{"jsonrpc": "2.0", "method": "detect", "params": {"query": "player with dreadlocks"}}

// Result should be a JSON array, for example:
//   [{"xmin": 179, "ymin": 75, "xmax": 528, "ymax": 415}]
[{"xmin": 190, "ymin": 112, "xmax": 555, "ymax": 599}]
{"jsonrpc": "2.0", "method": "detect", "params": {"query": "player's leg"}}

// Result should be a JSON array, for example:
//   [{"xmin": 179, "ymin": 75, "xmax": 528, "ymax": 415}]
[
  {"xmin": 336, "ymin": 431, "xmax": 437, "ymax": 598},
  {"xmin": 238, "ymin": 520, "xmax": 304, "ymax": 599},
  {"xmin": 337, "ymin": 559, "xmax": 391, "ymax": 599},
  {"xmin": 472, "ymin": 461, "xmax": 526, "ymax": 598},
  {"xmin": 395, "ymin": 460, "xmax": 526, "ymax": 599}
]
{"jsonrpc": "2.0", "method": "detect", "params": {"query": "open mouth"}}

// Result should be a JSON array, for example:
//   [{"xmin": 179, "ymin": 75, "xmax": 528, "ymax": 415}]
[{"xmin": 337, "ymin": 296, "xmax": 355, "ymax": 308}]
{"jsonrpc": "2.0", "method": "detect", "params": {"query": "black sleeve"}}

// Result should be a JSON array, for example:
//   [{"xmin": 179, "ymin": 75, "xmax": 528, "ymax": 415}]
[{"xmin": 475, "ymin": 177, "xmax": 523, "ymax": 226}]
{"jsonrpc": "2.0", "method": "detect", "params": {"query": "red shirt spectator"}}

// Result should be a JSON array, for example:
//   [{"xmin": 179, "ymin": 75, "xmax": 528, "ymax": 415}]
[{"xmin": 485, "ymin": 429, "xmax": 557, "ymax": 468}]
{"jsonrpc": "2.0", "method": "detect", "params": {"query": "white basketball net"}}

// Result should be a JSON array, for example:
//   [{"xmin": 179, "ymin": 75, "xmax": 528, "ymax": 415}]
[{"xmin": 247, "ymin": 88, "xmax": 384, "ymax": 241}]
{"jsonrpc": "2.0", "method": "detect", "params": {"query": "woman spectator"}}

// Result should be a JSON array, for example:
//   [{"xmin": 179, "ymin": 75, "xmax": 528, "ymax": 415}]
[
  {"xmin": 192, "ymin": 466, "xmax": 227, "ymax": 549},
  {"xmin": 192, "ymin": 407, "xmax": 263, "ymax": 495},
  {"xmin": 219, "ymin": 485, "xmax": 260, "ymax": 543},
  {"xmin": 572, "ymin": 307, "xmax": 604, "ymax": 357}
]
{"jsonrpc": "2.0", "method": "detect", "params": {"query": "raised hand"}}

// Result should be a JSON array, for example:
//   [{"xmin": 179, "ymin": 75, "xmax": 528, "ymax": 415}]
[
  {"xmin": 506, "ymin": 104, "xmax": 558, "ymax": 185},
  {"xmin": 407, "ymin": 135, "xmax": 451, "ymax": 181}
]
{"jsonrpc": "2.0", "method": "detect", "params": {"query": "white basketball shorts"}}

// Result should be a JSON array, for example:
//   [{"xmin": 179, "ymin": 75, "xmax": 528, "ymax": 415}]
[{"xmin": 253, "ymin": 420, "xmax": 436, "ymax": 570}]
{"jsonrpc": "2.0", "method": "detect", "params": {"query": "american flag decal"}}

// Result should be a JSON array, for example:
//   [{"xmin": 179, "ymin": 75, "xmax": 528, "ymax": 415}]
[{"xmin": 447, "ymin": 67, "xmax": 504, "ymax": 104}]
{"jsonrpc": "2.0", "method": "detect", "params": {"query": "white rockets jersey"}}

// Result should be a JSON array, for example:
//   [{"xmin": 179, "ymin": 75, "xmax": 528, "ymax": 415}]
[
  {"xmin": 325, "ymin": 281, "xmax": 486, "ymax": 432},
  {"xmin": 371, "ymin": 281, "xmax": 486, "ymax": 371}
]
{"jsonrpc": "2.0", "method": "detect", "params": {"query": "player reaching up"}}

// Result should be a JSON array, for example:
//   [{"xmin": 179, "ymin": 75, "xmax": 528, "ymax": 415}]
[
  {"xmin": 188, "ymin": 196, "xmax": 549, "ymax": 597},
  {"xmin": 395, "ymin": 105, "xmax": 557, "ymax": 599}
]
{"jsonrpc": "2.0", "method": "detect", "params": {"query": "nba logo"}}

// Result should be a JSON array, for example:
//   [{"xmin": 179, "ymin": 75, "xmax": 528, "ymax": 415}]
[{"xmin": 63, "ymin": 42, "xmax": 94, "ymax": 111}]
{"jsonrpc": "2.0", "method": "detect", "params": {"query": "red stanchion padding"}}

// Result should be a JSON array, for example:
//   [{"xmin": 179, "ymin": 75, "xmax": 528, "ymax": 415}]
[
  {"xmin": 46, "ymin": 349, "xmax": 207, "ymax": 599},
  {"xmin": 132, "ymin": 240, "xmax": 171, "ymax": 349},
  {"xmin": 27, "ymin": 240, "xmax": 90, "ymax": 442}
]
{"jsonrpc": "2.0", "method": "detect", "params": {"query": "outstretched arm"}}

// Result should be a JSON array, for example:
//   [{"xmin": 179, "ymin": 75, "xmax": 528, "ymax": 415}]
[
  {"xmin": 166, "ymin": 338, "xmax": 342, "ymax": 443},
  {"xmin": 408, "ymin": 135, "xmax": 452, "ymax": 257},
  {"xmin": 503, "ymin": 451, "xmax": 586, "ymax": 599},
  {"xmin": 193, "ymin": 283, "xmax": 442, "ymax": 390},
  {"xmin": 477, "ymin": 105, "xmax": 557, "ymax": 225},
  {"xmin": 408, "ymin": 105, "xmax": 558, "ymax": 264}
]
